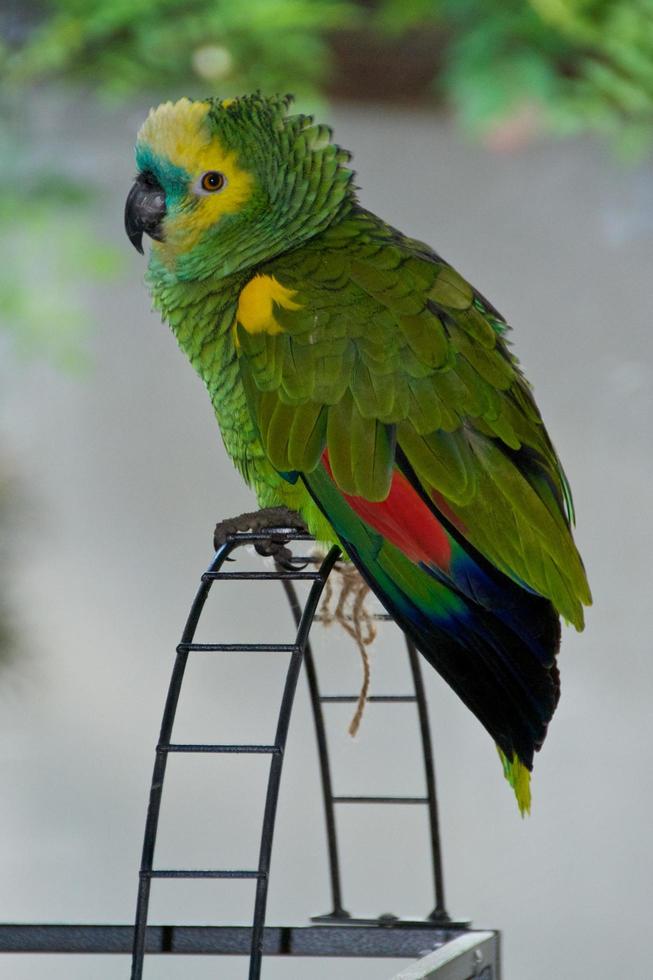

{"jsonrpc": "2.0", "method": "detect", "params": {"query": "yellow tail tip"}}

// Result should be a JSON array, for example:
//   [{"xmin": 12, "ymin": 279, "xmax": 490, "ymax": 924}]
[{"xmin": 497, "ymin": 748, "xmax": 532, "ymax": 816}]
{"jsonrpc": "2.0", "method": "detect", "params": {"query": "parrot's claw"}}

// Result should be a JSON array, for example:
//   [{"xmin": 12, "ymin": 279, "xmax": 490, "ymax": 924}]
[{"xmin": 213, "ymin": 507, "xmax": 309, "ymax": 568}]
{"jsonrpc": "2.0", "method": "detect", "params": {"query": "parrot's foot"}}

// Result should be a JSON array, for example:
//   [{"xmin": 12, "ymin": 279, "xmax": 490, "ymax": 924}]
[{"xmin": 213, "ymin": 507, "xmax": 309, "ymax": 567}]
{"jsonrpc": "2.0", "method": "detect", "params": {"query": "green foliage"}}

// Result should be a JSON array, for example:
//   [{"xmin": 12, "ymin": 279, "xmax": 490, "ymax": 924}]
[
  {"xmin": 377, "ymin": 0, "xmax": 653, "ymax": 154},
  {"xmin": 3, "ymin": 1, "xmax": 652, "ymax": 147},
  {"xmin": 3, "ymin": 0, "xmax": 359, "ymax": 102},
  {"xmin": 535, "ymin": 0, "xmax": 653, "ymax": 155}
]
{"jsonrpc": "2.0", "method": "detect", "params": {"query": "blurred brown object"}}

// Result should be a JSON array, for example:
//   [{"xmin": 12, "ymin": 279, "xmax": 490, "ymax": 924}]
[{"xmin": 329, "ymin": 26, "xmax": 447, "ymax": 104}]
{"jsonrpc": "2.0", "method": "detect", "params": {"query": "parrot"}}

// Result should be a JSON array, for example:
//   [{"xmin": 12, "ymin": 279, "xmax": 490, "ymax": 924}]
[{"xmin": 125, "ymin": 94, "xmax": 591, "ymax": 814}]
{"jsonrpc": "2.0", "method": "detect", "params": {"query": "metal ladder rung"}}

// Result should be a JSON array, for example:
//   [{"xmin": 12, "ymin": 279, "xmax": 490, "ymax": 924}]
[
  {"xmin": 145, "ymin": 870, "xmax": 265, "ymax": 880},
  {"xmin": 314, "ymin": 613, "xmax": 392, "ymax": 622},
  {"xmin": 178, "ymin": 642, "xmax": 298, "ymax": 653},
  {"xmin": 158, "ymin": 744, "xmax": 281, "ymax": 755},
  {"xmin": 320, "ymin": 695, "xmax": 417, "ymax": 704},
  {"xmin": 202, "ymin": 571, "xmax": 322, "ymax": 582},
  {"xmin": 332, "ymin": 796, "xmax": 428, "ymax": 805}
]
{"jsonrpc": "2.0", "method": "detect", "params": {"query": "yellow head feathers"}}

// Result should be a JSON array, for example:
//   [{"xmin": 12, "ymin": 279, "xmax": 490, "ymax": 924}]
[
  {"xmin": 137, "ymin": 98, "xmax": 213, "ymax": 168},
  {"xmin": 136, "ymin": 98, "xmax": 254, "ymax": 257},
  {"xmin": 131, "ymin": 94, "xmax": 355, "ymax": 278}
]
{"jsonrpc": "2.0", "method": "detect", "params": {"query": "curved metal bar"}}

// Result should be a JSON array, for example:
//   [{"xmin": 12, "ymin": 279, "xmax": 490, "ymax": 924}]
[
  {"xmin": 130, "ymin": 526, "xmax": 451, "ymax": 980},
  {"xmin": 280, "ymin": 574, "xmax": 350, "ymax": 921},
  {"xmin": 405, "ymin": 638, "xmax": 449, "ymax": 921},
  {"xmin": 130, "ymin": 538, "xmax": 239, "ymax": 980},
  {"xmin": 248, "ymin": 545, "xmax": 341, "ymax": 979}
]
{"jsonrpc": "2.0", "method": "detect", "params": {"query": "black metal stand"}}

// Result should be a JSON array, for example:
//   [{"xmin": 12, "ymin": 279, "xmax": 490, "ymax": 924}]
[
  {"xmin": 0, "ymin": 523, "xmax": 500, "ymax": 979},
  {"xmin": 130, "ymin": 525, "xmax": 462, "ymax": 979}
]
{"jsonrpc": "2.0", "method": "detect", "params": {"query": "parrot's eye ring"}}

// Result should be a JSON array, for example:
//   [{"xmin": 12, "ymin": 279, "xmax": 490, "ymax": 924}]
[{"xmin": 198, "ymin": 171, "xmax": 227, "ymax": 194}]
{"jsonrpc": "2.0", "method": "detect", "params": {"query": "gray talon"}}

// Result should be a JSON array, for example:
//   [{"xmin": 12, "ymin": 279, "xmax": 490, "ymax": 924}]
[{"xmin": 213, "ymin": 507, "xmax": 308, "ymax": 557}]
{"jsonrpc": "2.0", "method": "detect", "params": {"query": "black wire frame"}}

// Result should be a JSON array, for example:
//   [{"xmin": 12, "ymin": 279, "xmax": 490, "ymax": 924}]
[{"xmin": 130, "ymin": 526, "xmax": 454, "ymax": 980}]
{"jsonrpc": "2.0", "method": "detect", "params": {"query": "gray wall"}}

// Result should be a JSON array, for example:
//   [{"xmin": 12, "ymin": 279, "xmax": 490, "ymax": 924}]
[{"xmin": 1, "ymin": 100, "xmax": 651, "ymax": 979}]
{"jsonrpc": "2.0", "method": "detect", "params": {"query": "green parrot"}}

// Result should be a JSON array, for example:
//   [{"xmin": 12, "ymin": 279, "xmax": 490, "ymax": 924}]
[{"xmin": 125, "ymin": 94, "xmax": 591, "ymax": 813}]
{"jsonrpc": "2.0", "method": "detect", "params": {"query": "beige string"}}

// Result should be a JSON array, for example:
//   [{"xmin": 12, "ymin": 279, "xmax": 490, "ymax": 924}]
[{"xmin": 317, "ymin": 561, "xmax": 377, "ymax": 736}]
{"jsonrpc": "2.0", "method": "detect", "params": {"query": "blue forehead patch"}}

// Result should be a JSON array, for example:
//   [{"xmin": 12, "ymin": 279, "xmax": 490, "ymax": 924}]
[{"xmin": 135, "ymin": 144, "xmax": 190, "ymax": 197}]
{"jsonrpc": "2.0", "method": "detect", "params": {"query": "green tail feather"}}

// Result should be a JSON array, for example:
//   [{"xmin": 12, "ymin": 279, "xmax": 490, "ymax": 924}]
[{"xmin": 498, "ymin": 748, "xmax": 532, "ymax": 816}]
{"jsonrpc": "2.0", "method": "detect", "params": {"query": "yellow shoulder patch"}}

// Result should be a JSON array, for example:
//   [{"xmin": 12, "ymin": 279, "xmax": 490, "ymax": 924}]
[{"xmin": 236, "ymin": 275, "xmax": 302, "ymax": 336}]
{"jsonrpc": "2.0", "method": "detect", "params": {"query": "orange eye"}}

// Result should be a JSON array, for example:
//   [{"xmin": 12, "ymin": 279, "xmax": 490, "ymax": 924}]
[{"xmin": 200, "ymin": 171, "xmax": 226, "ymax": 192}]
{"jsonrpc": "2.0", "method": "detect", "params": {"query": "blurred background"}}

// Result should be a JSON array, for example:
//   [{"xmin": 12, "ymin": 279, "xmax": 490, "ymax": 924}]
[{"xmin": 1, "ymin": 1, "xmax": 652, "ymax": 978}]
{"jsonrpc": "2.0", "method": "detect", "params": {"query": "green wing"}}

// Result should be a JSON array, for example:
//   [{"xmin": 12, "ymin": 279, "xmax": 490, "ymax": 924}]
[{"xmin": 235, "ymin": 209, "xmax": 591, "ymax": 627}]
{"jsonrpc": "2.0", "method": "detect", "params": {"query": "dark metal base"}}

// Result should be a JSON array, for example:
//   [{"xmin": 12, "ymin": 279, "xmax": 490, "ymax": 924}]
[
  {"xmin": 0, "ymin": 922, "xmax": 468, "ymax": 957},
  {"xmin": 310, "ymin": 913, "xmax": 471, "ymax": 929}
]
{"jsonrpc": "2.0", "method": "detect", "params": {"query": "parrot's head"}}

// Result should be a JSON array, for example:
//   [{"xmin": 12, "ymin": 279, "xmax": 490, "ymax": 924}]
[{"xmin": 125, "ymin": 94, "xmax": 355, "ymax": 281}]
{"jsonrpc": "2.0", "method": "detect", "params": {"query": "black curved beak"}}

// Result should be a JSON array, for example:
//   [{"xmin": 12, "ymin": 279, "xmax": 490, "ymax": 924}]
[{"xmin": 124, "ymin": 172, "xmax": 167, "ymax": 254}]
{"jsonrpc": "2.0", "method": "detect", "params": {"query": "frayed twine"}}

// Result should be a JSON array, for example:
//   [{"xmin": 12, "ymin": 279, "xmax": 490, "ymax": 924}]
[{"xmin": 316, "ymin": 560, "xmax": 377, "ymax": 737}]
